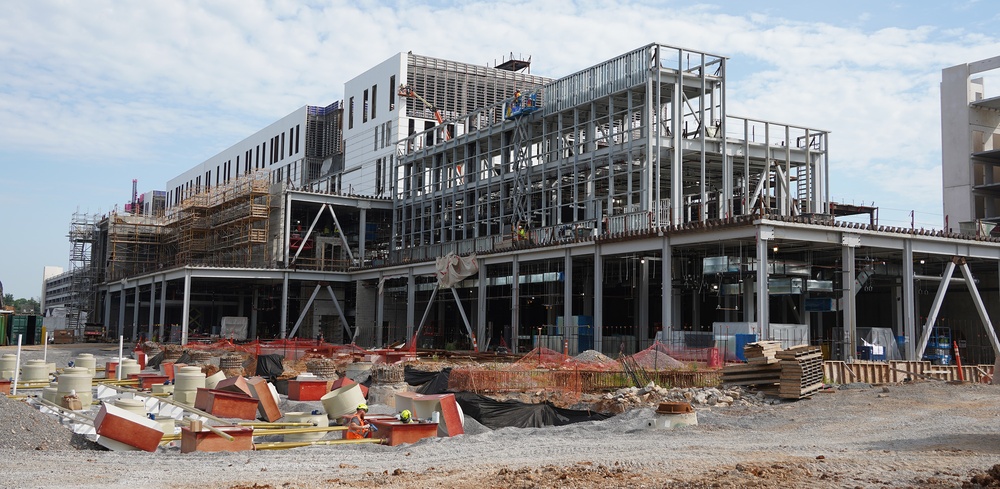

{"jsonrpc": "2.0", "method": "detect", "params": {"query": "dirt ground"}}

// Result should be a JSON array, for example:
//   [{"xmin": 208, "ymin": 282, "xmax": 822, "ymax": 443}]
[{"xmin": 2, "ymin": 344, "xmax": 1000, "ymax": 488}]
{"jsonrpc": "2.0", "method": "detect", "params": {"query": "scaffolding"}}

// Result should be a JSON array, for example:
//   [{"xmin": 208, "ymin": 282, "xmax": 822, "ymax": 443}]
[
  {"xmin": 67, "ymin": 212, "xmax": 99, "ymax": 335},
  {"xmin": 205, "ymin": 170, "xmax": 271, "ymax": 267},
  {"xmin": 105, "ymin": 213, "xmax": 165, "ymax": 281}
]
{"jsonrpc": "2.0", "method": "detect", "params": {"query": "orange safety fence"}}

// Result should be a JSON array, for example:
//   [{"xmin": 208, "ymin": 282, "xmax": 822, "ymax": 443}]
[{"xmin": 449, "ymin": 366, "xmax": 722, "ymax": 395}]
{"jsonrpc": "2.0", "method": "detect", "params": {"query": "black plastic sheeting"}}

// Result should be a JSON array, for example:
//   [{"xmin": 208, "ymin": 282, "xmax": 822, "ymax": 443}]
[
  {"xmin": 255, "ymin": 354, "xmax": 284, "ymax": 380},
  {"xmin": 404, "ymin": 366, "xmax": 452, "ymax": 394},
  {"xmin": 403, "ymin": 365, "xmax": 612, "ymax": 429},
  {"xmin": 454, "ymin": 392, "xmax": 612, "ymax": 430},
  {"xmin": 145, "ymin": 351, "xmax": 165, "ymax": 370},
  {"xmin": 175, "ymin": 351, "xmax": 193, "ymax": 365}
]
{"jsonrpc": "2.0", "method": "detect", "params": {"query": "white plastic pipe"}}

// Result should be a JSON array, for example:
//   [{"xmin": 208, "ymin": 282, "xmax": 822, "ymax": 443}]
[
  {"xmin": 43, "ymin": 332, "xmax": 48, "ymax": 363},
  {"xmin": 12, "ymin": 335, "xmax": 22, "ymax": 396},
  {"xmin": 117, "ymin": 336, "xmax": 123, "ymax": 381}
]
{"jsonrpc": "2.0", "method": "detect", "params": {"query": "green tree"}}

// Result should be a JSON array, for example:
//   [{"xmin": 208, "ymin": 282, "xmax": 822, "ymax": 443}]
[{"xmin": 4, "ymin": 296, "xmax": 40, "ymax": 314}]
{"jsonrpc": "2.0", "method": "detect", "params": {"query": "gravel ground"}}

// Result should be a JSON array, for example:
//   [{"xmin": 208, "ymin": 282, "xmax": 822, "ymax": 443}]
[{"xmin": 2, "ymin": 344, "xmax": 1000, "ymax": 488}]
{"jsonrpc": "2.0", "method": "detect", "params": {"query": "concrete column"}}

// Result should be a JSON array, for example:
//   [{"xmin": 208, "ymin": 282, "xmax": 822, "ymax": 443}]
[
  {"xmin": 842, "ymin": 242, "xmax": 857, "ymax": 360},
  {"xmin": 406, "ymin": 271, "xmax": 415, "ymax": 342},
  {"xmin": 902, "ymin": 241, "xmax": 916, "ymax": 359},
  {"xmin": 181, "ymin": 270, "xmax": 191, "ymax": 345},
  {"xmin": 638, "ymin": 258, "xmax": 650, "ymax": 347},
  {"xmin": 512, "ymin": 256, "xmax": 521, "ymax": 353},
  {"xmin": 280, "ymin": 272, "xmax": 289, "ymax": 339},
  {"xmin": 147, "ymin": 279, "xmax": 155, "ymax": 342},
  {"xmin": 594, "ymin": 247, "xmax": 603, "ymax": 353},
  {"xmin": 563, "ymin": 250, "xmax": 573, "ymax": 350},
  {"xmin": 756, "ymin": 228, "xmax": 771, "ymax": 339},
  {"xmin": 359, "ymin": 208, "xmax": 367, "ymax": 265},
  {"xmin": 376, "ymin": 277, "xmax": 385, "ymax": 346},
  {"xmin": 132, "ymin": 282, "xmax": 140, "ymax": 342},
  {"xmin": 158, "ymin": 277, "xmax": 166, "ymax": 340},
  {"xmin": 117, "ymin": 284, "xmax": 126, "ymax": 339},
  {"xmin": 103, "ymin": 289, "xmax": 112, "ymax": 332},
  {"xmin": 662, "ymin": 239, "xmax": 672, "ymax": 332}
]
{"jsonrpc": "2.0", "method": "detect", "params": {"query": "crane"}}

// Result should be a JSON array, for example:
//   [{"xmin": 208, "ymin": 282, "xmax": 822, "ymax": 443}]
[{"xmin": 397, "ymin": 84, "xmax": 451, "ymax": 141}]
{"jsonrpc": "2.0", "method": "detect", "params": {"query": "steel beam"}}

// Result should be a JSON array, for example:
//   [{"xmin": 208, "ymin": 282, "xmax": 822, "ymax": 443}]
[
  {"xmin": 915, "ymin": 260, "xmax": 956, "ymax": 359},
  {"xmin": 324, "ymin": 285, "xmax": 355, "ymax": 342},
  {"xmin": 959, "ymin": 262, "xmax": 1000, "ymax": 357},
  {"xmin": 287, "ymin": 284, "xmax": 321, "ymax": 339}
]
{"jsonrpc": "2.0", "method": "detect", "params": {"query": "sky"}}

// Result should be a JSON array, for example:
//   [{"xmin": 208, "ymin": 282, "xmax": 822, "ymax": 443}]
[{"xmin": 1, "ymin": 0, "xmax": 998, "ymax": 300}]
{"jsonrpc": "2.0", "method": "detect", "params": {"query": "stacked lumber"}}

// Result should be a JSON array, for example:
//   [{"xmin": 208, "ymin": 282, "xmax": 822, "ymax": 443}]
[
  {"xmin": 721, "ymin": 341, "xmax": 783, "ymax": 387},
  {"xmin": 744, "ymin": 341, "xmax": 783, "ymax": 365},
  {"xmin": 722, "ymin": 342, "xmax": 825, "ymax": 400},
  {"xmin": 776, "ymin": 345, "xmax": 824, "ymax": 399}
]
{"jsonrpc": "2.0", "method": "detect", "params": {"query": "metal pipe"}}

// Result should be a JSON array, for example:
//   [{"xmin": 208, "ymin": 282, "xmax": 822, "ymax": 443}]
[
  {"xmin": 252, "ymin": 426, "xmax": 347, "ymax": 436},
  {"xmin": 103, "ymin": 383, "xmax": 232, "ymax": 426},
  {"xmin": 253, "ymin": 438, "xmax": 384, "ymax": 450},
  {"xmin": 237, "ymin": 422, "xmax": 315, "ymax": 428},
  {"xmin": 117, "ymin": 336, "xmax": 123, "ymax": 381},
  {"xmin": 35, "ymin": 398, "xmax": 96, "ymax": 425},
  {"xmin": 12, "ymin": 335, "xmax": 22, "ymax": 396},
  {"xmin": 179, "ymin": 418, "xmax": 236, "ymax": 442}
]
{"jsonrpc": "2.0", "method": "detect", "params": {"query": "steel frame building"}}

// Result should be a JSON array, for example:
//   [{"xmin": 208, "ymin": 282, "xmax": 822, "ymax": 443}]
[{"xmin": 49, "ymin": 43, "xmax": 1000, "ymax": 366}]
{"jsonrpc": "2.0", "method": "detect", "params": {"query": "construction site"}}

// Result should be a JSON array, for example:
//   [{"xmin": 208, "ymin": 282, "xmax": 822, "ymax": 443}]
[{"xmin": 3, "ymin": 43, "xmax": 999, "ymax": 487}]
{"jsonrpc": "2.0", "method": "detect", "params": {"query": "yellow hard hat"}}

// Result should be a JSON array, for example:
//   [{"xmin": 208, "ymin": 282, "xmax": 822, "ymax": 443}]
[
  {"xmin": 357, "ymin": 403, "xmax": 368, "ymax": 411},
  {"xmin": 400, "ymin": 409, "xmax": 412, "ymax": 422}
]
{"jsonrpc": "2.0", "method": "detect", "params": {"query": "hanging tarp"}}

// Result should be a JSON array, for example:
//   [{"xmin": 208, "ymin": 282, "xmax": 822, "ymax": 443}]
[
  {"xmin": 435, "ymin": 252, "xmax": 478, "ymax": 288},
  {"xmin": 404, "ymin": 365, "xmax": 452, "ymax": 394},
  {"xmin": 454, "ymin": 391, "xmax": 612, "ymax": 429}
]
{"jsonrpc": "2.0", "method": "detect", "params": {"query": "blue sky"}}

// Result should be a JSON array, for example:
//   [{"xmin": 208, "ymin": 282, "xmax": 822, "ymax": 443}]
[{"xmin": 1, "ymin": 0, "xmax": 998, "ymax": 299}]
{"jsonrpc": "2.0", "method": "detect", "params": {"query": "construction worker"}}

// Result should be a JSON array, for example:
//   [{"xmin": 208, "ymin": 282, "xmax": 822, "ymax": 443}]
[
  {"xmin": 397, "ymin": 409, "xmax": 413, "ymax": 424},
  {"xmin": 345, "ymin": 403, "xmax": 374, "ymax": 439}
]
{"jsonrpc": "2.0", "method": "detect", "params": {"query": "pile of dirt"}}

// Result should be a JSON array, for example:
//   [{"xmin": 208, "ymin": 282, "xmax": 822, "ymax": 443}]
[
  {"xmin": 0, "ymin": 395, "xmax": 97, "ymax": 451},
  {"xmin": 964, "ymin": 464, "xmax": 1000, "ymax": 488}
]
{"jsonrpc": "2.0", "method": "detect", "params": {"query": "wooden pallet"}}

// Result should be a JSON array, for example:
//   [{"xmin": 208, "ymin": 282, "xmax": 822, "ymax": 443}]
[{"xmin": 777, "ymin": 346, "xmax": 824, "ymax": 399}]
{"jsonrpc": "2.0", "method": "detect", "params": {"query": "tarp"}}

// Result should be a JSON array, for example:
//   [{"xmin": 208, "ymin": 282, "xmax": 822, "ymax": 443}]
[
  {"xmin": 404, "ymin": 365, "xmax": 452, "ymax": 394},
  {"xmin": 256, "ymin": 354, "xmax": 284, "ymax": 379},
  {"xmin": 404, "ymin": 365, "xmax": 611, "ymax": 429},
  {"xmin": 435, "ymin": 252, "xmax": 478, "ymax": 288},
  {"xmin": 145, "ymin": 351, "xmax": 165, "ymax": 370},
  {"xmin": 454, "ymin": 392, "xmax": 612, "ymax": 429}
]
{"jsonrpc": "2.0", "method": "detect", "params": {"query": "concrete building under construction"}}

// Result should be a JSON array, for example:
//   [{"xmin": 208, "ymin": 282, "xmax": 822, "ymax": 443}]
[{"xmin": 48, "ymin": 43, "xmax": 1000, "ymax": 366}]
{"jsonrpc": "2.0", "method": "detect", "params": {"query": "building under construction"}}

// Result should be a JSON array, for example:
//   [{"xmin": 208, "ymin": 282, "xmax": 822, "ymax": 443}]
[{"xmin": 49, "ymin": 43, "xmax": 1000, "ymax": 366}]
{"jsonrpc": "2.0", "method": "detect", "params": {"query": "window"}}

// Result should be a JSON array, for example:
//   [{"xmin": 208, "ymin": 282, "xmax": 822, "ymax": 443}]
[
  {"xmin": 281, "ymin": 132, "xmax": 285, "ymax": 160},
  {"xmin": 295, "ymin": 124, "xmax": 300, "ymax": 155},
  {"xmin": 374, "ymin": 125, "xmax": 379, "ymax": 151},
  {"xmin": 371, "ymin": 84, "xmax": 377, "ymax": 120},
  {"xmin": 256, "ymin": 144, "xmax": 261, "ymax": 168},
  {"xmin": 363, "ymin": 89, "xmax": 369, "ymax": 123},
  {"xmin": 389, "ymin": 75, "xmax": 396, "ymax": 111},
  {"xmin": 216, "ymin": 166, "xmax": 220, "ymax": 186},
  {"xmin": 289, "ymin": 127, "xmax": 294, "ymax": 157},
  {"xmin": 349, "ymin": 97, "xmax": 355, "ymax": 129}
]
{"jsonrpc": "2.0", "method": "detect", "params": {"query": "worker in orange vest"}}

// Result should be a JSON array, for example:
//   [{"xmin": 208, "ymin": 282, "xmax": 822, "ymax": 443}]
[{"xmin": 345, "ymin": 403, "xmax": 374, "ymax": 439}]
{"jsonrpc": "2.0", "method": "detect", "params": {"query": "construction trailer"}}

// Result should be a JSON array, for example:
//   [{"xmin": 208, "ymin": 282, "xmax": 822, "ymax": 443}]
[{"xmin": 48, "ymin": 43, "xmax": 1000, "ymax": 366}]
